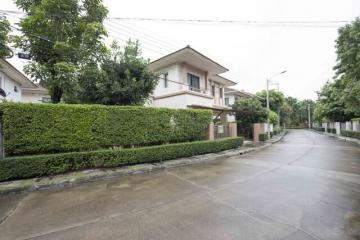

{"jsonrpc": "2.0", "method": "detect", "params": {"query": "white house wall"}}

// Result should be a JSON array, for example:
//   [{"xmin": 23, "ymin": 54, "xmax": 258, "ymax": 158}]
[
  {"xmin": 152, "ymin": 93, "xmax": 213, "ymax": 109},
  {"xmin": 0, "ymin": 71, "xmax": 22, "ymax": 102}
]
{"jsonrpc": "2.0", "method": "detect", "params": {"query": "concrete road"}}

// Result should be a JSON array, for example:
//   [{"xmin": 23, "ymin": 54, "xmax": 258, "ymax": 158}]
[{"xmin": 0, "ymin": 130, "xmax": 359, "ymax": 240}]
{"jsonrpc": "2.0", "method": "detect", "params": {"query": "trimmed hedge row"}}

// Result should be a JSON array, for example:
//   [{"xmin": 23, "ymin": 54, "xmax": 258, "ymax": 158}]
[
  {"xmin": 0, "ymin": 103, "xmax": 212, "ymax": 156},
  {"xmin": 341, "ymin": 130, "xmax": 360, "ymax": 140},
  {"xmin": 0, "ymin": 137, "xmax": 243, "ymax": 182},
  {"xmin": 313, "ymin": 127, "xmax": 325, "ymax": 132},
  {"xmin": 259, "ymin": 133, "xmax": 268, "ymax": 141},
  {"xmin": 327, "ymin": 128, "xmax": 336, "ymax": 134}
]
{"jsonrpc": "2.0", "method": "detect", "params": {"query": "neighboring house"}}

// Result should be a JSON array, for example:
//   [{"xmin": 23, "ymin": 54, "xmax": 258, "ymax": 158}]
[
  {"xmin": 148, "ymin": 45, "xmax": 236, "ymax": 123},
  {"xmin": 224, "ymin": 87, "xmax": 259, "ymax": 122},
  {"xmin": 0, "ymin": 59, "xmax": 50, "ymax": 103}
]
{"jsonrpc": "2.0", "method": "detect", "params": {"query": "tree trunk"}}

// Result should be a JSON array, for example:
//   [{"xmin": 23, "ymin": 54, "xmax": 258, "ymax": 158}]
[{"xmin": 51, "ymin": 85, "xmax": 63, "ymax": 103}]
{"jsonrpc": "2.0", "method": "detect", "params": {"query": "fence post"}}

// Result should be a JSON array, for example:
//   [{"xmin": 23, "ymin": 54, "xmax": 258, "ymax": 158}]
[
  {"xmin": 353, "ymin": 121, "xmax": 359, "ymax": 132},
  {"xmin": 253, "ymin": 123, "xmax": 261, "ymax": 143},
  {"xmin": 335, "ymin": 122, "xmax": 341, "ymax": 135},
  {"xmin": 228, "ymin": 122, "xmax": 237, "ymax": 138},
  {"xmin": 207, "ymin": 123, "xmax": 214, "ymax": 141},
  {"xmin": 0, "ymin": 122, "xmax": 4, "ymax": 159}
]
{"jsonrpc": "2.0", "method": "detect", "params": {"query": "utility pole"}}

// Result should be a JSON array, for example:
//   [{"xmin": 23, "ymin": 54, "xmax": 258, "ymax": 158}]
[
  {"xmin": 266, "ymin": 71, "xmax": 286, "ymax": 139},
  {"xmin": 308, "ymin": 104, "xmax": 311, "ymax": 129},
  {"xmin": 266, "ymin": 79, "xmax": 270, "ymax": 140}
]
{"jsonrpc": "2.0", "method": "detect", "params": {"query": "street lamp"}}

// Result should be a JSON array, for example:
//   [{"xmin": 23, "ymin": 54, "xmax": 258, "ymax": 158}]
[{"xmin": 266, "ymin": 70, "xmax": 287, "ymax": 140}]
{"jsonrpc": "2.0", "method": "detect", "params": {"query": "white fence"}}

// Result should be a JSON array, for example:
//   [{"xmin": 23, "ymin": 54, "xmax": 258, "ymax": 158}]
[{"xmin": 321, "ymin": 120, "xmax": 360, "ymax": 135}]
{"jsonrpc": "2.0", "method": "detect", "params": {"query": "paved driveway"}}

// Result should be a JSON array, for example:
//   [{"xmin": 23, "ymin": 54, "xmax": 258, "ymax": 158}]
[{"xmin": 0, "ymin": 130, "xmax": 359, "ymax": 240}]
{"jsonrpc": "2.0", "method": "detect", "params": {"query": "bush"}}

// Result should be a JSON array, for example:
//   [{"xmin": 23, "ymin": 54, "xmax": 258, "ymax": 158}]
[
  {"xmin": 313, "ymin": 127, "xmax": 325, "ymax": 132},
  {"xmin": 0, "ymin": 103, "xmax": 212, "ymax": 156},
  {"xmin": 341, "ymin": 130, "xmax": 360, "ymax": 139},
  {"xmin": 259, "ymin": 133, "xmax": 268, "ymax": 141},
  {"xmin": 327, "ymin": 128, "xmax": 336, "ymax": 134},
  {"xmin": 0, "ymin": 137, "xmax": 243, "ymax": 181},
  {"xmin": 351, "ymin": 118, "xmax": 360, "ymax": 122}
]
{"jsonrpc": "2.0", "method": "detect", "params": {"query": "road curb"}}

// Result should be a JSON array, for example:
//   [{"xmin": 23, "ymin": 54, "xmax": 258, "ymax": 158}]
[
  {"xmin": 310, "ymin": 129, "xmax": 360, "ymax": 145},
  {"xmin": 0, "ymin": 134, "xmax": 286, "ymax": 195}
]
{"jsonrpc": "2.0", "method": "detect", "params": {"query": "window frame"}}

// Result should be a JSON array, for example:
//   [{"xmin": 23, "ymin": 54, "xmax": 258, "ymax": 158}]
[
  {"xmin": 163, "ymin": 72, "xmax": 169, "ymax": 88},
  {"xmin": 187, "ymin": 73, "xmax": 200, "ymax": 92}
]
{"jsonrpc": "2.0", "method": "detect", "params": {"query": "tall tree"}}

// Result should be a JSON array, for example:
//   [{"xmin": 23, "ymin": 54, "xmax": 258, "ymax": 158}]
[
  {"xmin": 14, "ymin": 0, "xmax": 108, "ymax": 103},
  {"xmin": 0, "ymin": 16, "xmax": 12, "ymax": 58},
  {"xmin": 69, "ymin": 40, "xmax": 159, "ymax": 105},
  {"xmin": 333, "ymin": 17, "xmax": 360, "ymax": 117}
]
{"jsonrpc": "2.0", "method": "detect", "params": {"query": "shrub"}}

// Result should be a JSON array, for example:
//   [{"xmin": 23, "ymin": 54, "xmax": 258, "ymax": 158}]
[
  {"xmin": 327, "ymin": 128, "xmax": 336, "ymax": 134},
  {"xmin": 351, "ymin": 118, "xmax": 360, "ymax": 122},
  {"xmin": 313, "ymin": 127, "xmax": 325, "ymax": 132},
  {"xmin": 0, "ymin": 137, "xmax": 243, "ymax": 181},
  {"xmin": 259, "ymin": 133, "xmax": 268, "ymax": 141},
  {"xmin": 341, "ymin": 130, "xmax": 360, "ymax": 140},
  {"xmin": 0, "ymin": 103, "xmax": 212, "ymax": 156}
]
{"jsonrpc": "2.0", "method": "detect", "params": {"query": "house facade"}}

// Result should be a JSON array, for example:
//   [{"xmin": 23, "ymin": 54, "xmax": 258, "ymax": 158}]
[
  {"xmin": 148, "ymin": 46, "xmax": 236, "ymax": 122},
  {"xmin": 224, "ymin": 88, "xmax": 259, "ymax": 122},
  {"xmin": 0, "ymin": 59, "xmax": 49, "ymax": 103}
]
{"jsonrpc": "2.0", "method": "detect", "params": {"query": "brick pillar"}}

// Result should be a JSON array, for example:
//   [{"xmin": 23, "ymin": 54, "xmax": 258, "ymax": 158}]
[
  {"xmin": 229, "ymin": 122, "xmax": 237, "ymax": 138},
  {"xmin": 208, "ymin": 122, "xmax": 214, "ymax": 140},
  {"xmin": 253, "ymin": 123, "xmax": 261, "ymax": 143}
]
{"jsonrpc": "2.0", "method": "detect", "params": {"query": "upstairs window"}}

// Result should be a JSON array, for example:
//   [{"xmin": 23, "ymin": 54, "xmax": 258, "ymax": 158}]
[
  {"xmin": 220, "ymin": 87, "xmax": 223, "ymax": 98},
  {"xmin": 187, "ymin": 73, "xmax": 200, "ymax": 92},
  {"xmin": 163, "ymin": 73, "xmax": 169, "ymax": 88},
  {"xmin": 211, "ymin": 85, "xmax": 215, "ymax": 97},
  {"xmin": 225, "ymin": 98, "xmax": 229, "ymax": 106}
]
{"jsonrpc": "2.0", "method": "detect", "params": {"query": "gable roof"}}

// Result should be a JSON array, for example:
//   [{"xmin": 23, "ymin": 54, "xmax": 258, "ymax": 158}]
[
  {"xmin": 225, "ymin": 87, "xmax": 262, "ymax": 99},
  {"xmin": 149, "ymin": 45, "xmax": 229, "ymax": 75},
  {"xmin": 210, "ymin": 75, "xmax": 237, "ymax": 86},
  {"xmin": 0, "ymin": 59, "xmax": 37, "ymax": 88}
]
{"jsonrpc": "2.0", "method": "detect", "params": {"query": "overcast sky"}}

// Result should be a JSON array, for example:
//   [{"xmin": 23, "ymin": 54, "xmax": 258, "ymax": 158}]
[{"xmin": 2, "ymin": 0, "xmax": 360, "ymax": 100}]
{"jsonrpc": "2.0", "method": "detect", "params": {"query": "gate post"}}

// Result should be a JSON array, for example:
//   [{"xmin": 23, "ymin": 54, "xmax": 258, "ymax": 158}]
[
  {"xmin": 207, "ymin": 122, "xmax": 214, "ymax": 140},
  {"xmin": 0, "ymin": 122, "xmax": 4, "ymax": 159},
  {"xmin": 229, "ymin": 122, "xmax": 237, "ymax": 138}
]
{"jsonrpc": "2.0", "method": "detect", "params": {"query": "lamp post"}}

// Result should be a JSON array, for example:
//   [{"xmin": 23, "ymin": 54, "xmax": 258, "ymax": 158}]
[{"xmin": 266, "ymin": 70, "xmax": 287, "ymax": 140}]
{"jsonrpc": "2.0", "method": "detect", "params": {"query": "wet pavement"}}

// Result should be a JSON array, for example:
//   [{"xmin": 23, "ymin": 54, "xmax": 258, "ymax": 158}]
[{"xmin": 0, "ymin": 129, "xmax": 359, "ymax": 240}]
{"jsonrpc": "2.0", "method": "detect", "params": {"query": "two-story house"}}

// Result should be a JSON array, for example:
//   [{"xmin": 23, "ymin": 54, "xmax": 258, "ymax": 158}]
[{"xmin": 148, "ymin": 46, "xmax": 236, "ymax": 123}]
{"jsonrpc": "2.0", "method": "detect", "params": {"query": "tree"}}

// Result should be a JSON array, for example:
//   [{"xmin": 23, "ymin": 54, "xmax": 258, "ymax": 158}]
[
  {"xmin": 268, "ymin": 110, "xmax": 279, "ymax": 125},
  {"xmin": 256, "ymin": 90, "xmax": 285, "ymax": 112},
  {"xmin": 69, "ymin": 40, "xmax": 159, "ymax": 105},
  {"xmin": 0, "ymin": 16, "xmax": 12, "ymax": 58},
  {"xmin": 316, "ymin": 17, "xmax": 360, "ymax": 121},
  {"xmin": 333, "ymin": 17, "xmax": 360, "ymax": 117},
  {"xmin": 232, "ymin": 97, "xmax": 268, "ymax": 138},
  {"xmin": 13, "ymin": 0, "xmax": 108, "ymax": 103}
]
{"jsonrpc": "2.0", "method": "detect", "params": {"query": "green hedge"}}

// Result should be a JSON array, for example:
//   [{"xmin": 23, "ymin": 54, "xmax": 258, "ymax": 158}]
[
  {"xmin": 313, "ymin": 127, "xmax": 325, "ymax": 132},
  {"xmin": 259, "ymin": 133, "xmax": 268, "ymax": 141},
  {"xmin": 0, "ymin": 137, "xmax": 243, "ymax": 181},
  {"xmin": 327, "ymin": 128, "xmax": 336, "ymax": 134},
  {"xmin": 351, "ymin": 118, "xmax": 360, "ymax": 122},
  {"xmin": 341, "ymin": 130, "xmax": 360, "ymax": 140},
  {"xmin": 0, "ymin": 103, "xmax": 212, "ymax": 156}
]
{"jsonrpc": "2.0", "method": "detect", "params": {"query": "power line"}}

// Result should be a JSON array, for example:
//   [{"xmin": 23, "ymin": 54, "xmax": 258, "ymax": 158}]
[
  {"xmin": 106, "ymin": 19, "xmax": 181, "ymax": 50},
  {"xmin": 105, "ymin": 21, "xmax": 176, "ymax": 52},
  {"xmin": 0, "ymin": 9, "xmax": 351, "ymax": 27},
  {"xmin": 107, "ymin": 17, "xmax": 351, "ymax": 28}
]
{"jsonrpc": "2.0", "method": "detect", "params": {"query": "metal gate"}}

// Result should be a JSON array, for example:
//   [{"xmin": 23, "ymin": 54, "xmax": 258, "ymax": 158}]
[{"xmin": 214, "ymin": 124, "xmax": 229, "ymax": 139}]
